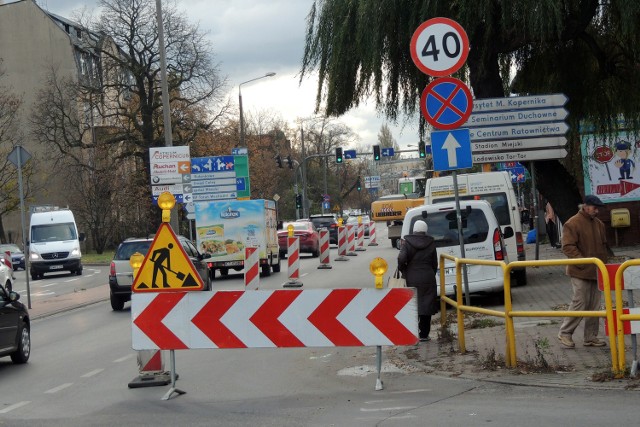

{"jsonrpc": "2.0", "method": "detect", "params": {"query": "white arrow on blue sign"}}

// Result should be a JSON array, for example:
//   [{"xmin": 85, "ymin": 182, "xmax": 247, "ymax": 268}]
[
  {"xmin": 381, "ymin": 147, "xmax": 394, "ymax": 157},
  {"xmin": 344, "ymin": 149, "xmax": 357, "ymax": 159},
  {"xmin": 431, "ymin": 128, "xmax": 472, "ymax": 172}
]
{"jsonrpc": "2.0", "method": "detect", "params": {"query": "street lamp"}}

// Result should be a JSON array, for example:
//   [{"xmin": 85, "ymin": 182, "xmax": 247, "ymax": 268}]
[{"xmin": 238, "ymin": 72, "xmax": 276, "ymax": 147}]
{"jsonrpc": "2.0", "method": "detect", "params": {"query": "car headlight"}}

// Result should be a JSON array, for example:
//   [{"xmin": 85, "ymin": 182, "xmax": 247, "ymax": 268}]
[
  {"xmin": 30, "ymin": 252, "xmax": 41, "ymax": 261},
  {"xmin": 71, "ymin": 247, "xmax": 81, "ymax": 257}
]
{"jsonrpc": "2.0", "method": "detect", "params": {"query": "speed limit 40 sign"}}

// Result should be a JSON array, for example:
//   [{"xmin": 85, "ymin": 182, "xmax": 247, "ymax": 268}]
[{"xmin": 410, "ymin": 17, "xmax": 469, "ymax": 77}]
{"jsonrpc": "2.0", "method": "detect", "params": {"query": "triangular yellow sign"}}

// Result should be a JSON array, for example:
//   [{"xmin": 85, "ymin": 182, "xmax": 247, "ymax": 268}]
[{"xmin": 132, "ymin": 223, "xmax": 204, "ymax": 292}]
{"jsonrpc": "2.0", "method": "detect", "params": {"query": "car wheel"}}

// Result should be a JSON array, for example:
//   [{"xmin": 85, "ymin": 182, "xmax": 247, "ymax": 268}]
[
  {"xmin": 391, "ymin": 238, "xmax": 399, "ymax": 249},
  {"xmin": 272, "ymin": 258, "xmax": 281, "ymax": 273},
  {"xmin": 76, "ymin": 268, "xmax": 83, "ymax": 276},
  {"xmin": 312, "ymin": 246, "xmax": 320, "ymax": 257},
  {"xmin": 512, "ymin": 269, "xmax": 527, "ymax": 287},
  {"xmin": 10, "ymin": 322, "xmax": 30, "ymax": 364},
  {"xmin": 260, "ymin": 264, "xmax": 272, "ymax": 277},
  {"xmin": 110, "ymin": 292, "xmax": 125, "ymax": 311},
  {"xmin": 31, "ymin": 273, "xmax": 38, "ymax": 280},
  {"xmin": 220, "ymin": 268, "xmax": 229, "ymax": 276},
  {"xmin": 279, "ymin": 251, "xmax": 286, "ymax": 259},
  {"xmin": 5, "ymin": 280, "xmax": 12, "ymax": 293}
]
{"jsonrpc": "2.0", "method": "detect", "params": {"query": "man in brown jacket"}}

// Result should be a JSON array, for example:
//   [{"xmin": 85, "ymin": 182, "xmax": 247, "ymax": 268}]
[{"xmin": 558, "ymin": 195, "xmax": 609, "ymax": 348}]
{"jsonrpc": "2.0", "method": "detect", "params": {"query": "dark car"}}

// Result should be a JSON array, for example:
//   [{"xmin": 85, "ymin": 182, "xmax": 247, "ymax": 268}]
[
  {"xmin": 278, "ymin": 221, "xmax": 320, "ymax": 258},
  {"xmin": 308, "ymin": 214, "xmax": 339, "ymax": 244},
  {"xmin": 0, "ymin": 244, "xmax": 26, "ymax": 271},
  {"xmin": 108, "ymin": 236, "xmax": 211, "ymax": 311},
  {"xmin": 0, "ymin": 284, "xmax": 30, "ymax": 364}
]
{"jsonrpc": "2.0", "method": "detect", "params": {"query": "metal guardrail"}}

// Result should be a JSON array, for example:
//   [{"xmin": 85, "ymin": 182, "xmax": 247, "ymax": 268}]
[{"xmin": 438, "ymin": 254, "xmax": 621, "ymax": 374}]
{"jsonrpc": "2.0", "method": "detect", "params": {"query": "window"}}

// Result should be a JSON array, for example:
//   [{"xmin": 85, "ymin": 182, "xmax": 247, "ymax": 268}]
[
  {"xmin": 410, "ymin": 209, "xmax": 489, "ymax": 248},
  {"xmin": 434, "ymin": 193, "xmax": 510, "ymax": 226}
]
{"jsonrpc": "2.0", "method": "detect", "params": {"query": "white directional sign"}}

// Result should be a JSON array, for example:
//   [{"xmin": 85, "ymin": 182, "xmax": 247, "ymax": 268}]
[
  {"xmin": 149, "ymin": 146, "xmax": 191, "ymax": 201},
  {"xmin": 465, "ymin": 93, "xmax": 569, "ymax": 162},
  {"xmin": 473, "ymin": 93, "xmax": 568, "ymax": 113},
  {"xmin": 410, "ymin": 17, "xmax": 469, "ymax": 77},
  {"xmin": 473, "ymin": 148, "xmax": 568, "ymax": 163}
]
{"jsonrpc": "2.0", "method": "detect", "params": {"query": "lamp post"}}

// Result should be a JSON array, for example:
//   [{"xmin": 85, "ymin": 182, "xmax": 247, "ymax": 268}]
[{"xmin": 239, "ymin": 72, "xmax": 276, "ymax": 147}]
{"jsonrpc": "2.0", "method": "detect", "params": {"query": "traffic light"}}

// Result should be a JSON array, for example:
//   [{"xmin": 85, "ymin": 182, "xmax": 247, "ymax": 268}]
[
  {"xmin": 373, "ymin": 145, "xmax": 381, "ymax": 161},
  {"xmin": 275, "ymin": 155, "xmax": 283, "ymax": 168},
  {"xmin": 356, "ymin": 176, "xmax": 361, "ymax": 191},
  {"xmin": 286, "ymin": 155, "xmax": 293, "ymax": 169},
  {"xmin": 335, "ymin": 147, "xmax": 343, "ymax": 164},
  {"xmin": 295, "ymin": 194, "xmax": 302, "ymax": 209},
  {"xmin": 418, "ymin": 141, "xmax": 426, "ymax": 158}
]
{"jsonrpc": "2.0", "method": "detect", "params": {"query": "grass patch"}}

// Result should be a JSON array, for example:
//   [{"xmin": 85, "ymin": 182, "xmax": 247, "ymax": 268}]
[{"xmin": 83, "ymin": 250, "xmax": 114, "ymax": 264}]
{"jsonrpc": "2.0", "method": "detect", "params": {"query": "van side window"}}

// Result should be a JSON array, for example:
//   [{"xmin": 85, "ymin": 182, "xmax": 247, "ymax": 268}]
[
  {"xmin": 435, "ymin": 193, "xmax": 510, "ymax": 226},
  {"xmin": 418, "ymin": 209, "xmax": 489, "ymax": 248}
]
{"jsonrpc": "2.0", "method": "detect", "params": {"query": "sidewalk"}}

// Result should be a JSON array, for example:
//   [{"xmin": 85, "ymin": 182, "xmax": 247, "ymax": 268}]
[{"xmin": 389, "ymin": 242, "xmax": 640, "ymax": 390}]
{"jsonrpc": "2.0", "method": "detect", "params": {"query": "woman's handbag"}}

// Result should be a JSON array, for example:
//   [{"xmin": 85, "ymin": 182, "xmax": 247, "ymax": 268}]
[{"xmin": 387, "ymin": 268, "xmax": 406, "ymax": 288}]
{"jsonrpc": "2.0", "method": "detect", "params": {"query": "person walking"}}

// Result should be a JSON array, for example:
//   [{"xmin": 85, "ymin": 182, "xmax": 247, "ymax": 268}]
[
  {"xmin": 558, "ymin": 195, "xmax": 609, "ymax": 348},
  {"xmin": 545, "ymin": 201, "xmax": 560, "ymax": 248},
  {"xmin": 398, "ymin": 220, "xmax": 438, "ymax": 342}
]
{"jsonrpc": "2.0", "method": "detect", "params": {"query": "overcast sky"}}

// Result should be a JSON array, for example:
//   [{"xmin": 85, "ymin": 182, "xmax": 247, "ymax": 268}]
[{"xmin": 37, "ymin": 0, "xmax": 420, "ymax": 150}]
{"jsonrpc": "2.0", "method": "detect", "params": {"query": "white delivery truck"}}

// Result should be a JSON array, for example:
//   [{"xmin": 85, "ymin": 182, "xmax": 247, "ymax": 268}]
[
  {"xmin": 28, "ymin": 206, "xmax": 85, "ymax": 280},
  {"xmin": 194, "ymin": 199, "xmax": 281, "ymax": 280},
  {"xmin": 424, "ymin": 171, "xmax": 527, "ymax": 286}
]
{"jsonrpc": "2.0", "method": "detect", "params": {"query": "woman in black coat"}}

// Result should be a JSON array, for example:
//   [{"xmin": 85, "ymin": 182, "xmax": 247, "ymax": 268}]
[{"xmin": 398, "ymin": 220, "xmax": 438, "ymax": 341}]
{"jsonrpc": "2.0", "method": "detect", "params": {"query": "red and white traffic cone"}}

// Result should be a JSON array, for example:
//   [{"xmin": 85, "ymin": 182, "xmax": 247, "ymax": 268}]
[
  {"xmin": 335, "ymin": 226, "xmax": 348, "ymax": 261},
  {"xmin": 346, "ymin": 224, "xmax": 357, "ymax": 256},
  {"xmin": 244, "ymin": 246, "xmax": 260, "ymax": 290},
  {"xmin": 356, "ymin": 222, "xmax": 366, "ymax": 251},
  {"xmin": 284, "ymin": 236, "xmax": 303, "ymax": 287},
  {"xmin": 368, "ymin": 221, "xmax": 378, "ymax": 246},
  {"xmin": 317, "ymin": 229, "xmax": 332, "ymax": 269}
]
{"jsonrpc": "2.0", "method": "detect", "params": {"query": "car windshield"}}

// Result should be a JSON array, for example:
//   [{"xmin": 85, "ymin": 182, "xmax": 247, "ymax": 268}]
[
  {"xmin": 114, "ymin": 241, "xmax": 152, "ymax": 261},
  {"xmin": 31, "ymin": 223, "xmax": 77, "ymax": 243},
  {"xmin": 434, "ymin": 193, "xmax": 510, "ymax": 226},
  {"xmin": 347, "ymin": 216, "xmax": 369, "ymax": 224},
  {"xmin": 311, "ymin": 218, "xmax": 334, "ymax": 227},
  {"xmin": 283, "ymin": 223, "xmax": 311, "ymax": 232},
  {"xmin": 410, "ymin": 209, "xmax": 489, "ymax": 247},
  {"xmin": 0, "ymin": 244, "xmax": 21, "ymax": 253}
]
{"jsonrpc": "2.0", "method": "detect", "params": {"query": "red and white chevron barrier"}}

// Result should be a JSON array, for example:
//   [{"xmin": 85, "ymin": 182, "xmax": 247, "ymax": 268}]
[
  {"xmin": 285, "ymin": 236, "xmax": 302, "ymax": 287},
  {"xmin": 356, "ymin": 222, "xmax": 366, "ymax": 251},
  {"xmin": 335, "ymin": 226, "xmax": 348, "ymax": 261},
  {"xmin": 368, "ymin": 221, "xmax": 378, "ymax": 246},
  {"xmin": 132, "ymin": 288, "xmax": 418, "ymax": 349},
  {"xmin": 244, "ymin": 246, "xmax": 260, "ymax": 290},
  {"xmin": 317, "ymin": 229, "xmax": 332, "ymax": 269},
  {"xmin": 346, "ymin": 224, "xmax": 357, "ymax": 256}
]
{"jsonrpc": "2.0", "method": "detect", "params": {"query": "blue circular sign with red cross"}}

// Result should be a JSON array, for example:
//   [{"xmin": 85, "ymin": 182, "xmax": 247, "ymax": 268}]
[{"xmin": 420, "ymin": 77, "xmax": 473, "ymax": 130}]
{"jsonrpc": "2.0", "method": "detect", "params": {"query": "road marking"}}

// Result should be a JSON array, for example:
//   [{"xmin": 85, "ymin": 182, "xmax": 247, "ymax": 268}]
[
  {"xmin": 81, "ymin": 368, "xmax": 104, "ymax": 378},
  {"xmin": 386, "ymin": 388, "xmax": 432, "ymax": 394},
  {"xmin": 41, "ymin": 283, "xmax": 58, "ymax": 288},
  {"xmin": 359, "ymin": 406, "xmax": 416, "ymax": 412},
  {"xmin": 114, "ymin": 354, "xmax": 135, "ymax": 363},
  {"xmin": 0, "ymin": 401, "xmax": 30, "ymax": 414},
  {"xmin": 45, "ymin": 383, "xmax": 73, "ymax": 393}
]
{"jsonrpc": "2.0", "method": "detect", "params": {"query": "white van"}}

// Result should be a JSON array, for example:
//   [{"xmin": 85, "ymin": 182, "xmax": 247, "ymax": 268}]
[
  {"xmin": 424, "ymin": 171, "xmax": 527, "ymax": 286},
  {"xmin": 401, "ymin": 200, "xmax": 510, "ymax": 296},
  {"xmin": 28, "ymin": 207, "xmax": 85, "ymax": 280}
]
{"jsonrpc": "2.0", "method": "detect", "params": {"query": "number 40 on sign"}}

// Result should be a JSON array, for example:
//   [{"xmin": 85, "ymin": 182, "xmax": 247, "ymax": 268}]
[{"xmin": 410, "ymin": 17, "xmax": 469, "ymax": 77}]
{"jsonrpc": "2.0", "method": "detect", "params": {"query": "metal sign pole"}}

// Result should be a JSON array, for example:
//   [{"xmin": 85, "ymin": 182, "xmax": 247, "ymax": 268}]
[
  {"xmin": 452, "ymin": 171, "xmax": 471, "ymax": 305},
  {"xmin": 16, "ymin": 147, "xmax": 32, "ymax": 308},
  {"xmin": 161, "ymin": 350, "xmax": 185, "ymax": 400}
]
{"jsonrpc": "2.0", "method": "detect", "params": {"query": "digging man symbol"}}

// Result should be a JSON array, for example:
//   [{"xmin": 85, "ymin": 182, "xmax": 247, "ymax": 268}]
[{"xmin": 151, "ymin": 243, "xmax": 174, "ymax": 288}]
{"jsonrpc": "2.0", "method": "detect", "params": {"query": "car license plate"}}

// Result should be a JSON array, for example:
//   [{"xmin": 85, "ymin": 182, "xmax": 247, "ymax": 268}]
[{"xmin": 50, "ymin": 265, "xmax": 63, "ymax": 270}]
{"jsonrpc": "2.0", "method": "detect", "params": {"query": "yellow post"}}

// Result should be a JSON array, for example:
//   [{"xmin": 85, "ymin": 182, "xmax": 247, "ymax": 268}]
[
  {"xmin": 455, "ymin": 259, "xmax": 466, "ymax": 353},
  {"xmin": 503, "ymin": 265, "xmax": 517, "ymax": 367}
]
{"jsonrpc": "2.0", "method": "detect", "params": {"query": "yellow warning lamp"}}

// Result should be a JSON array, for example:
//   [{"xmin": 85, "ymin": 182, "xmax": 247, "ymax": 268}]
[
  {"xmin": 157, "ymin": 191, "xmax": 176, "ymax": 223},
  {"xmin": 369, "ymin": 257, "xmax": 388, "ymax": 289},
  {"xmin": 357, "ymin": 215, "xmax": 362, "ymax": 224},
  {"xmin": 287, "ymin": 223, "xmax": 295, "ymax": 237},
  {"xmin": 337, "ymin": 217, "xmax": 343, "ymax": 226},
  {"xmin": 129, "ymin": 251, "xmax": 145, "ymax": 280}
]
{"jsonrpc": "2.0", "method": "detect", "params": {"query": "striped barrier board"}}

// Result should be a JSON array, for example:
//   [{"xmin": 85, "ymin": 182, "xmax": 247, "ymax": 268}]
[
  {"xmin": 335, "ymin": 226, "xmax": 348, "ymax": 261},
  {"xmin": 597, "ymin": 263, "xmax": 640, "ymax": 291},
  {"xmin": 285, "ymin": 236, "xmax": 302, "ymax": 287},
  {"xmin": 132, "ymin": 288, "xmax": 419, "ymax": 349},
  {"xmin": 368, "ymin": 221, "xmax": 378, "ymax": 246},
  {"xmin": 346, "ymin": 224, "xmax": 357, "ymax": 256},
  {"xmin": 244, "ymin": 246, "xmax": 260, "ymax": 290},
  {"xmin": 356, "ymin": 222, "xmax": 366, "ymax": 251},
  {"xmin": 605, "ymin": 308, "xmax": 640, "ymax": 336},
  {"xmin": 317, "ymin": 229, "xmax": 332, "ymax": 269}
]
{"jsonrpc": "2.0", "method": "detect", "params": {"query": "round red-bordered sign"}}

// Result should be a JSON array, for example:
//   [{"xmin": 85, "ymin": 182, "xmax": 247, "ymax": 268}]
[
  {"xmin": 420, "ymin": 77, "xmax": 473, "ymax": 130},
  {"xmin": 410, "ymin": 17, "xmax": 469, "ymax": 77}
]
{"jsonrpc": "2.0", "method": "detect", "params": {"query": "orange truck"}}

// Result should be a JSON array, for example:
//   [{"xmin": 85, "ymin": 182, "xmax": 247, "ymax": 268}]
[{"xmin": 370, "ymin": 195, "xmax": 425, "ymax": 248}]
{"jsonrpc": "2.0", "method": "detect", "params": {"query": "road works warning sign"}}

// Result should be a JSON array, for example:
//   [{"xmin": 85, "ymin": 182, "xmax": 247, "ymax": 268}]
[{"xmin": 132, "ymin": 223, "xmax": 204, "ymax": 292}]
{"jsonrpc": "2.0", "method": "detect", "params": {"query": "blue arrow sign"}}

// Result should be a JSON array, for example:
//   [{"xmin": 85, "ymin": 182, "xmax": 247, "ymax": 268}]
[
  {"xmin": 381, "ymin": 147, "xmax": 394, "ymax": 157},
  {"xmin": 236, "ymin": 177, "xmax": 246, "ymax": 191},
  {"xmin": 191, "ymin": 156, "xmax": 234, "ymax": 174},
  {"xmin": 344, "ymin": 149, "xmax": 357, "ymax": 159},
  {"xmin": 431, "ymin": 128, "xmax": 473, "ymax": 171}
]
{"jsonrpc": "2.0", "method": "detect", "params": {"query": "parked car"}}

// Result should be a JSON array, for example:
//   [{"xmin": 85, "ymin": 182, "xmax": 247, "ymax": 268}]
[
  {"xmin": 0, "ymin": 277, "xmax": 30, "ymax": 364},
  {"xmin": 308, "ymin": 214, "xmax": 339, "ymax": 244},
  {"xmin": 0, "ymin": 243, "xmax": 25, "ymax": 271},
  {"xmin": 400, "ymin": 200, "xmax": 512, "ymax": 296},
  {"xmin": 108, "ymin": 235, "xmax": 211, "ymax": 311},
  {"xmin": 346, "ymin": 214, "xmax": 371, "ymax": 237},
  {"xmin": 278, "ymin": 221, "xmax": 320, "ymax": 258}
]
